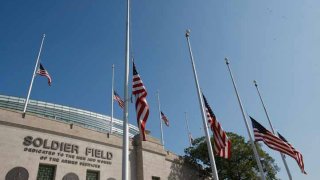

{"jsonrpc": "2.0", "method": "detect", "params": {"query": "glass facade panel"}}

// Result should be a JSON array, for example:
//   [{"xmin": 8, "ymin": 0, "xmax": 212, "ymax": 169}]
[{"xmin": 0, "ymin": 94, "xmax": 139, "ymax": 137}]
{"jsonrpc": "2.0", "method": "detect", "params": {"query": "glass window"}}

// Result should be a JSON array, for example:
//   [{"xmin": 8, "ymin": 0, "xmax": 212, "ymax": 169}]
[
  {"xmin": 37, "ymin": 164, "xmax": 56, "ymax": 180},
  {"xmin": 152, "ymin": 176, "xmax": 160, "ymax": 180},
  {"xmin": 86, "ymin": 170, "xmax": 99, "ymax": 180}
]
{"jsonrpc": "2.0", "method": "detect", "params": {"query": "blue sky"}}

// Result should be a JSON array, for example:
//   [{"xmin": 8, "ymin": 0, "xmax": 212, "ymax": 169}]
[{"xmin": 1, "ymin": 0, "xmax": 319, "ymax": 179}]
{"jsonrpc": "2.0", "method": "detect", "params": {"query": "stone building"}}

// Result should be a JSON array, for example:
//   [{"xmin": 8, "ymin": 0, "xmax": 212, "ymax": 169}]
[{"xmin": 0, "ymin": 95, "xmax": 200, "ymax": 180}]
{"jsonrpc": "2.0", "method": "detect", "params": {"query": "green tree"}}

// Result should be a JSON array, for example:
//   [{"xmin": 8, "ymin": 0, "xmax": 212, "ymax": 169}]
[{"xmin": 184, "ymin": 132, "xmax": 280, "ymax": 180}]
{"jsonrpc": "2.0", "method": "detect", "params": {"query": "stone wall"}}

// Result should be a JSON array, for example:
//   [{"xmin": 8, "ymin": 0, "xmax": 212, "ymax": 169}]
[{"xmin": 0, "ymin": 109, "xmax": 200, "ymax": 180}]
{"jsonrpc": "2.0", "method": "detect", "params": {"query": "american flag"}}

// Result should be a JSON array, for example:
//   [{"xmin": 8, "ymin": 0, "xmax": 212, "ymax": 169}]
[
  {"xmin": 132, "ymin": 62, "xmax": 149, "ymax": 141},
  {"xmin": 278, "ymin": 132, "xmax": 307, "ymax": 174},
  {"xmin": 161, "ymin": 111, "xmax": 169, "ymax": 127},
  {"xmin": 203, "ymin": 94, "xmax": 231, "ymax": 159},
  {"xmin": 250, "ymin": 117, "xmax": 297, "ymax": 159},
  {"xmin": 36, "ymin": 63, "xmax": 52, "ymax": 86},
  {"xmin": 114, "ymin": 91, "xmax": 124, "ymax": 109}
]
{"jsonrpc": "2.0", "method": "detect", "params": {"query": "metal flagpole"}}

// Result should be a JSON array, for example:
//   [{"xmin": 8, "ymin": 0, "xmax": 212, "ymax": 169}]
[
  {"xmin": 122, "ymin": 0, "xmax": 130, "ymax": 177},
  {"xmin": 184, "ymin": 112, "xmax": 192, "ymax": 147},
  {"xmin": 22, "ymin": 34, "xmax": 46, "ymax": 118},
  {"xmin": 225, "ymin": 58, "xmax": 266, "ymax": 180},
  {"xmin": 110, "ymin": 64, "xmax": 115, "ymax": 134},
  {"xmin": 254, "ymin": 80, "xmax": 292, "ymax": 180},
  {"xmin": 185, "ymin": 29, "xmax": 219, "ymax": 180},
  {"xmin": 157, "ymin": 91, "xmax": 165, "ymax": 146}
]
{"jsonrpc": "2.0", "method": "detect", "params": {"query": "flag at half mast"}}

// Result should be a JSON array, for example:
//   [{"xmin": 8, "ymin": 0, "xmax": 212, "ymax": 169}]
[
  {"xmin": 277, "ymin": 132, "xmax": 307, "ymax": 174},
  {"xmin": 114, "ymin": 91, "xmax": 125, "ymax": 109},
  {"xmin": 203, "ymin": 94, "xmax": 231, "ymax": 159},
  {"xmin": 132, "ymin": 62, "xmax": 149, "ymax": 141},
  {"xmin": 250, "ymin": 117, "xmax": 297, "ymax": 159},
  {"xmin": 37, "ymin": 63, "xmax": 52, "ymax": 86},
  {"xmin": 161, "ymin": 111, "xmax": 169, "ymax": 127}
]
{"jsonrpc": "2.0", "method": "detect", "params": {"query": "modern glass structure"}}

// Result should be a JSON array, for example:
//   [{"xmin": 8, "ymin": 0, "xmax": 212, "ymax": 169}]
[{"xmin": 0, "ymin": 94, "xmax": 139, "ymax": 137}]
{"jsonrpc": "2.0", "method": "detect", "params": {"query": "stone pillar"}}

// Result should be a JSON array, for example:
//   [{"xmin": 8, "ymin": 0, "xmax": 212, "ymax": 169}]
[{"xmin": 133, "ymin": 133, "xmax": 167, "ymax": 180}]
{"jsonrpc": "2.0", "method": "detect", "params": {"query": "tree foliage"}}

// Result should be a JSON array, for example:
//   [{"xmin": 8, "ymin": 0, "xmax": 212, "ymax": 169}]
[{"xmin": 184, "ymin": 132, "xmax": 280, "ymax": 180}]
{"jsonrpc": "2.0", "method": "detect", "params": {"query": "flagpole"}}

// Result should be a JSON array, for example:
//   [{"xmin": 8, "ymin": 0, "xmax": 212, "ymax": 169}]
[
  {"xmin": 157, "ymin": 91, "xmax": 165, "ymax": 146},
  {"xmin": 254, "ymin": 80, "xmax": 292, "ymax": 180},
  {"xmin": 122, "ymin": 0, "xmax": 130, "ymax": 178},
  {"xmin": 110, "ymin": 64, "xmax": 115, "ymax": 134},
  {"xmin": 184, "ymin": 112, "xmax": 192, "ymax": 147},
  {"xmin": 22, "ymin": 34, "xmax": 46, "ymax": 118},
  {"xmin": 185, "ymin": 29, "xmax": 219, "ymax": 180},
  {"xmin": 225, "ymin": 58, "xmax": 266, "ymax": 180}
]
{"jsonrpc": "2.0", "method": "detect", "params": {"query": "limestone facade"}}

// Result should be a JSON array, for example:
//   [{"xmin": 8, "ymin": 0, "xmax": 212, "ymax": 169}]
[{"xmin": 0, "ymin": 109, "xmax": 200, "ymax": 180}]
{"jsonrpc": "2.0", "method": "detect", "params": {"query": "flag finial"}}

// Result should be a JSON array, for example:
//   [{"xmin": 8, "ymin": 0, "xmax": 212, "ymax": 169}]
[
  {"xmin": 253, "ymin": 80, "xmax": 258, "ymax": 87},
  {"xmin": 225, "ymin": 57, "xmax": 229, "ymax": 65},
  {"xmin": 185, "ymin": 29, "xmax": 191, "ymax": 37},
  {"xmin": 43, "ymin": 34, "xmax": 46, "ymax": 38}
]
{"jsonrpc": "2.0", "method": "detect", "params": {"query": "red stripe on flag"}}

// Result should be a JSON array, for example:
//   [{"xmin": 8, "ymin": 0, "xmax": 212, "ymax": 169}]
[
  {"xmin": 203, "ymin": 94, "xmax": 231, "ymax": 159},
  {"xmin": 132, "ymin": 62, "xmax": 149, "ymax": 141}
]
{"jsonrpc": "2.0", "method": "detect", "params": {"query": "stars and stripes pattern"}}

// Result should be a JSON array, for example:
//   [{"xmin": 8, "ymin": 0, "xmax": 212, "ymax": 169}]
[
  {"xmin": 114, "ymin": 91, "xmax": 124, "ymax": 109},
  {"xmin": 132, "ymin": 62, "xmax": 149, "ymax": 141},
  {"xmin": 36, "ymin": 63, "xmax": 52, "ymax": 86},
  {"xmin": 161, "ymin": 111, "xmax": 169, "ymax": 127},
  {"xmin": 278, "ymin": 132, "xmax": 307, "ymax": 174},
  {"xmin": 250, "ymin": 116, "xmax": 297, "ymax": 158},
  {"xmin": 203, "ymin": 94, "xmax": 231, "ymax": 159}
]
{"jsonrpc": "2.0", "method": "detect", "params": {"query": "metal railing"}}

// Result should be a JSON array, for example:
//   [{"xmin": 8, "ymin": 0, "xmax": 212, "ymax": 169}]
[{"xmin": 0, "ymin": 94, "xmax": 139, "ymax": 137}]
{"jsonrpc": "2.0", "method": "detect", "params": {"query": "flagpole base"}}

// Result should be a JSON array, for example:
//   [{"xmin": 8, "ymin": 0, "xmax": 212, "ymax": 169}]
[{"xmin": 22, "ymin": 113, "xmax": 26, "ymax": 118}]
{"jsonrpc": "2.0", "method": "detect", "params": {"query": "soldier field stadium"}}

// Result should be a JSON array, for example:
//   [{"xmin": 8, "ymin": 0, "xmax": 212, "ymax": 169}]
[{"xmin": 0, "ymin": 94, "xmax": 199, "ymax": 180}]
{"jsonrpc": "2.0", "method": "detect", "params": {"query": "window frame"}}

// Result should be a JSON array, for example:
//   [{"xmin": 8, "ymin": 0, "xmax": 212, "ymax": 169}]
[
  {"xmin": 86, "ymin": 169, "xmax": 100, "ymax": 180},
  {"xmin": 36, "ymin": 163, "xmax": 57, "ymax": 180}
]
